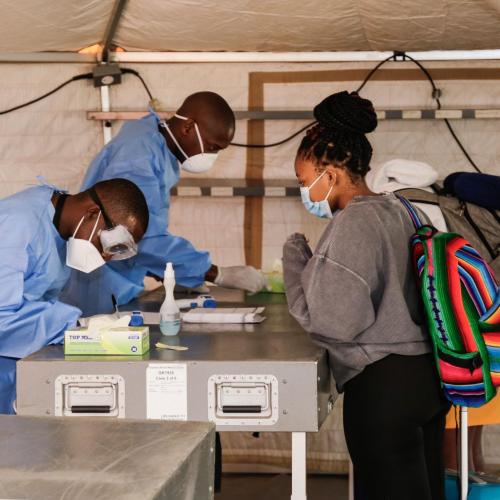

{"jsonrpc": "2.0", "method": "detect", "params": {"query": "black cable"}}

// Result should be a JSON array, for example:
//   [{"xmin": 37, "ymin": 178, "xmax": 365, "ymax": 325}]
[
  {"xmin": 0, "ymin": 67, "xmax": 154, "ymax": 118},
  {"xmin": 229, "ymin": 54, "xmax": 396, "ymax": 148},
  {"xmin": 358, "ymin": 52, "xmax": 482, "ymax": 174},
  {"xmin": 230, "ymin": 120, "xmax": 316, "ymax": 148},
  {"xmin": 121, "ymin": 68, "xmax": 154, "ymax": 101},
  {"xmin": 120, "ymin": 68, "xmax": 314, "ymax": 149},
  {"xmin": 119, "ymin": 66, "xmax": 313, "ymax": 148},
  {"xmin": 0, "ymin": 73, "xmax": 93, "ymax": 115},
  {"xmin": 355, "ymin": 54, "xmax": 396, "ymax": 93},
  {"xmin": 442, "ymin": 119, "xmax": 481, "ymax": 173},
  {"xmin": 402, "ymin": 54, "xmax": 481, "ymax": 173}
]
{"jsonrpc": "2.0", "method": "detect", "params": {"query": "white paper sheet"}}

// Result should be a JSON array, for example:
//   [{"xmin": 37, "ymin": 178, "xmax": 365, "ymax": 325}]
[{"xmin": 182, "ymin": 307, "xmax": 266, "ymax": 324}]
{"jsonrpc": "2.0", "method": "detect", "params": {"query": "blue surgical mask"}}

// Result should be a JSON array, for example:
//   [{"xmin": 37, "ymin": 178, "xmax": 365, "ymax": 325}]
[{"xmin": 300, "ymin": 171, "xmax": 333, "ymax": 219}]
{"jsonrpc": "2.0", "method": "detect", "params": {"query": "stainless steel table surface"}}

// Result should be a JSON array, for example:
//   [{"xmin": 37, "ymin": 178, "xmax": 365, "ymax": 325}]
[
  {"xmin": 0, "ymin": 415, "xmax": 214, "ymax": 500},
  {"xmin": 25, "ymin": 290, "xmax": 325, "ymax": 364}
]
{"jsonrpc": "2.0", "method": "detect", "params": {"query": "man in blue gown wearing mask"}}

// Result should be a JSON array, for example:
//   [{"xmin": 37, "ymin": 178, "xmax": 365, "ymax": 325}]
[
  {"xmin": 0, "ymin": 178, "xmax": 149, "ymax": 413},
  {"xmin": 62, "ymin": 91, "xmax": 267, "ymax": 316}
]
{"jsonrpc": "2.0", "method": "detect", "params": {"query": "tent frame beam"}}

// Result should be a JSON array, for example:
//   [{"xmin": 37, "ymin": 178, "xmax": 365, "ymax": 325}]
[
  {"xmin": 101, "ymin": 0, "xmax": 129, "ymax": 62},
  {"xmin": 109, "ymin": 50, "xmax": 500, "ymax": 63},
  {"xmin": 1, "ymin": 50, "xmax": 500, "ymax": 64},
  {"xmin": 87, "ymin": 108, "xmax": 500, "ymax": 121}
]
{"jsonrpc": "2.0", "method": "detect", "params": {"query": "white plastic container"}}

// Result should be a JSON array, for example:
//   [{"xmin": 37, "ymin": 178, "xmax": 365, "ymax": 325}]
[{"xmin": 159, "ymin": 262, "xmax": 181, "ymax": 336}]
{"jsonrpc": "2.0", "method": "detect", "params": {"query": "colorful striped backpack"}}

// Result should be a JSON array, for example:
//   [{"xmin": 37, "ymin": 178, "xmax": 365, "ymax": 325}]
[{"xmin": 398, "ymin": 195, "xmax": 500, "ymax": 407}]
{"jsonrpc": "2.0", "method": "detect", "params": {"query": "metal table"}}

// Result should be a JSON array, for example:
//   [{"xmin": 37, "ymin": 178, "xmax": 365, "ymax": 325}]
[
  {"xmin": 0, "ymin": 415, "xmax": 214, "ymax": 500},
  {"xmin": 17, "ymin": 290, "xmax": 332, "ymax": 500}
]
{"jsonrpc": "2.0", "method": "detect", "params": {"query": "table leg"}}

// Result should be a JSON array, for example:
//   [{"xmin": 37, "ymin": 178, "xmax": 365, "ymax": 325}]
[
  {"xmin": 291, "ymin": 432, "xmax": 307, "ymax": 500},
  {"xmin": 348, "ymin": 458, "xmax": 354, "ymax": 500}
]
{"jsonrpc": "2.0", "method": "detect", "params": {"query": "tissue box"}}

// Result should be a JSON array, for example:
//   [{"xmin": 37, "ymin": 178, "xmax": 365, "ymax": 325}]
[{"xmin": 64, "ymin": 326, "xmax": 150, "ymax": 356}]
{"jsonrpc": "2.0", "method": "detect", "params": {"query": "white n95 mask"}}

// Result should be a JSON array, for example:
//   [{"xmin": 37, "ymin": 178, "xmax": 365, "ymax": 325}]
[
  {"xmin": 66, "ymin": 212, "xmax": 106, "ymax": 273},
  {"xmin": 162, "ymin": 114, "xmax": 218, "ymax": 173}
]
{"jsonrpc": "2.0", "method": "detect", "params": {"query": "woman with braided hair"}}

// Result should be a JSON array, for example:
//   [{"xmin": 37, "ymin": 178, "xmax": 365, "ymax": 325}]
[{"xmin": 283, "ymin": 91, "xmax": 450, "ymax": 499}]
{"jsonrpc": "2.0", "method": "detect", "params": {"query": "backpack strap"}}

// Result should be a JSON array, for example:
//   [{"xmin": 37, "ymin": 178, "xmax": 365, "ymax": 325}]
[{"xmin": 395, "ymin": 194, "xmax": 424, "ymax": 229}]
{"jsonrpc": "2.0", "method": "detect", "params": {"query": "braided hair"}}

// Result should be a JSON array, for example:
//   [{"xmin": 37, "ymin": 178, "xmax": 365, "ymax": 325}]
[{"xmin": 297, "ymin": 91, "xmax": 377, "ymax": 181}]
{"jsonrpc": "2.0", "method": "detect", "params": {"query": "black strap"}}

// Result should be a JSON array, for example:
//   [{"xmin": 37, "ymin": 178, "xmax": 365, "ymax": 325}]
[
  {"xmin": 462, "ymin": 203, "xmax": 497, "ymax": 260},
  {"xmin": 87, "ymin": 187, "xmax": 114, "ymax": 228},
  {"xmin": 52, "ymin": 192, "xmax": 68, "ymax": 230}
]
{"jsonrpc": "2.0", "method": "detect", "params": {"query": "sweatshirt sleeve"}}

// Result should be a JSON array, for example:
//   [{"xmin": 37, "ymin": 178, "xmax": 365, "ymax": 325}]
[
  {"xmin": 284, "ymin": 253, "xmax": 375, "ymax": 341},
  {"xmin": 283, "ymin": 206, "xmax": 380, "ymax": 342}
]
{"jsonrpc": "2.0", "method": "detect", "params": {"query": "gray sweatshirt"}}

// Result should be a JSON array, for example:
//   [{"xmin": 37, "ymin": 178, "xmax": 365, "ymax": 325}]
[{"xmin": 283, "ymin": 193, "xmax": 431, "ymax": 391}]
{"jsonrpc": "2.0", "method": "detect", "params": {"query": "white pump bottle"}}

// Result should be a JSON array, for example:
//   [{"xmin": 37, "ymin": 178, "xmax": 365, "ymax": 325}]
[{"xmin": 159, "ymin": 262, "xmax": 181, "ymax": 336}]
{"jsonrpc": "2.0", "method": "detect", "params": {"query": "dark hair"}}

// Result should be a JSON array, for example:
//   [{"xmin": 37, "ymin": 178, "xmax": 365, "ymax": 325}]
[
  {"xmin": 297, "ymin": 91, "xmax": 377, "ymax": 180},
  {"xmin": 90, "ymin": 178, "xmax": 149, "ymax": 234}
]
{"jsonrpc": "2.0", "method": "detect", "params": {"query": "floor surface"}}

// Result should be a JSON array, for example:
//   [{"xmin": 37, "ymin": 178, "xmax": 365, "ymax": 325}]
[{"xmin": 215, "ymin": 473, "xmax": 349, "ymax": 500}]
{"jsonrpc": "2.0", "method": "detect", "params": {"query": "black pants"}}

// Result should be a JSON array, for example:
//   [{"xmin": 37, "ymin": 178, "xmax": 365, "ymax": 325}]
[{"xmin": 343, "ymin": 353, "xmax": 451, "ymax": 500}]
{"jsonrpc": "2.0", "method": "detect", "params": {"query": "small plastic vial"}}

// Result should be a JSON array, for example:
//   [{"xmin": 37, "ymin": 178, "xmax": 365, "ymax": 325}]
[{"xmin": 159, "ymin": 262, "xmax": 181, "ymax": 336}]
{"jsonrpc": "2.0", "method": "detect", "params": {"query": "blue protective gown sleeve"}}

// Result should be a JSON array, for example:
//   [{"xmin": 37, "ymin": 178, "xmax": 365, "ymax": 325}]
[
  {"xmin": 0, "ymin": 244, "xmax": 80, "ymax": 359},
  {"xmin": 0, "ymin": 207, "xmax": 81, "ymax": 415}
]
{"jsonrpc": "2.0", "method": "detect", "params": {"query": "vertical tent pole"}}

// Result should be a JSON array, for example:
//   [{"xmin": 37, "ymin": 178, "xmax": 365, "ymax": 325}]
[
  {"xmin": 460, "ymin": 406, "xmax": 468, "ymax": 500},
  {"xmin": 98, "ymin": 0, "xmax": 128, "ymax": 145},
  {"xmin": 100, "ymin": 86, "xmax": 112, "ymax": 145}
]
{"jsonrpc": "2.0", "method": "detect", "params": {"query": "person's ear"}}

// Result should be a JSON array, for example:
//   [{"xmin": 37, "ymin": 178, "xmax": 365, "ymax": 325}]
[
  {"xmin": 179, "ymin": 117, "xmax": 195, "ymax": 136},
  {"xmin": 85, "ymin": 204, "xmax": 100, "ymax": 219},
  {"xmin": 325, "ymin": 166, "xmax": 337, "ymax": 186}
]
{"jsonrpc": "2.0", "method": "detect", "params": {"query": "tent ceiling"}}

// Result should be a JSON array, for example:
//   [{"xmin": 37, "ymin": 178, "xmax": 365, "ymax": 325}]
[
  {"xmin": 0, "ymin": 0, "xmax": 111, "ymax": 52},
  {"xmin": 2, "ymin": 0, "xmax": 500, "ymax": 53}
]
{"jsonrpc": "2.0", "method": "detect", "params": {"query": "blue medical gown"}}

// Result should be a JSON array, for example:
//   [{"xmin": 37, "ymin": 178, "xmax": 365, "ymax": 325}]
[
  {"xmin": 61, "ymin": 111, "xmax": 211, "ymax": 316},
  {"xmin": 0, "ymin": 186, "xmax": 81, "ymax": 413}
]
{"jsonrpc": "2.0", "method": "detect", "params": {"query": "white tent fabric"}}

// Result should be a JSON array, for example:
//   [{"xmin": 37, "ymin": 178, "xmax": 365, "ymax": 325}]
[
  {"xmin": 2, "ymin": 0, "xmax": 500, "ymax": 53},
  {"xmin": 116, "ymin": 0, "xmax": 500, "ymax": 52},
  {"xmin": 0, "ymin": 0, "xmax": 112, "ymax": 52}
]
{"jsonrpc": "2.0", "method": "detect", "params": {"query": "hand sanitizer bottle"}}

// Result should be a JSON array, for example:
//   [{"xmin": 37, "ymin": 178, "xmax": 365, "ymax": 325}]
[{"xmin": 159, "ymin": 262, "xmax": 181, "ymax": 336}]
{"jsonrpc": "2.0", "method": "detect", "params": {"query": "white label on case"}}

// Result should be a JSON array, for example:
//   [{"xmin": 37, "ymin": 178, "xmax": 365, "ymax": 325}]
[{"xmin": 146, "ymin": 364, "xmax": 187, "ymax": 420}]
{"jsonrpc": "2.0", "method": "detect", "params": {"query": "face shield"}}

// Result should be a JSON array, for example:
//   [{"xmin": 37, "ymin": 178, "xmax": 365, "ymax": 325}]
[
  {"xmin": 99, "ymin": 224, "xmax": 138, "ymax": 260},
  {"xmin": 88, "ymin": 188, "xmax": 138, "ymax": 261}
]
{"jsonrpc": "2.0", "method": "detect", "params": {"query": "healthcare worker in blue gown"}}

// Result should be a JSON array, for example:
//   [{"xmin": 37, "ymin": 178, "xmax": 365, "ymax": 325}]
[
  {"xmin": 61, "ymin": 91, "xmax": 267, "ymax": 316},
  {"xmin": 0, "ymin": 178, "xmax": 149, "ymax": 413}
]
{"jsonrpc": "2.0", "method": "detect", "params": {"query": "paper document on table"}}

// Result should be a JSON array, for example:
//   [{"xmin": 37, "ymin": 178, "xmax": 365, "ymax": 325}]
[{"xmin": 182, "ymin": 307, "xmax": 266, "ymax": 324}]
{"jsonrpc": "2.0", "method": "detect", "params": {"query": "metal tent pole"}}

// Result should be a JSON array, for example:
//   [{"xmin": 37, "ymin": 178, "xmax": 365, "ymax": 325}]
[
  {"xmin": 460, "ymin": 406, "xmax": 468, "ymax": 500},
  {"xmin": 101, "ymin": 0, "xmax": 128, "ymax": 62},
  {"xmin": 100, "ymin": 86, "xmax": 112, "ymax": 145}
]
